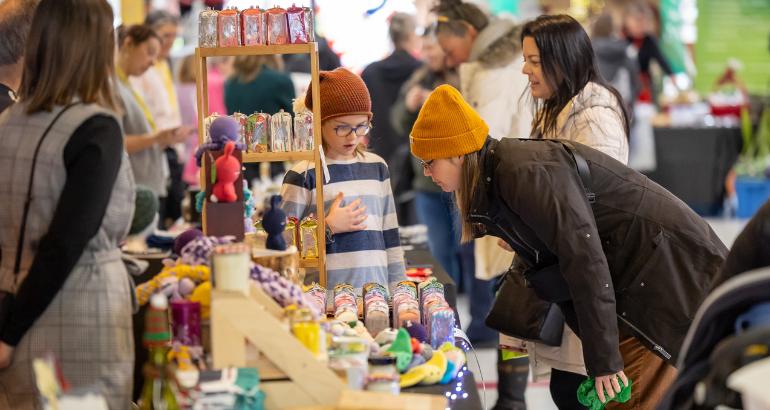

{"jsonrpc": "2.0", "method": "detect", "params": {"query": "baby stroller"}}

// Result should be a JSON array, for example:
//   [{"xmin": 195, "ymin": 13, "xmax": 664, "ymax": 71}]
[{"xmin": 656, "ymin": 267, "xmax": 770, "ymax": 410}]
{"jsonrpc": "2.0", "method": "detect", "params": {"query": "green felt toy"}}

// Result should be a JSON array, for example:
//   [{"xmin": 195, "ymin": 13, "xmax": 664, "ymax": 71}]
[
  {"xmin": 385, "ymin": 328, "xmax": 413, "ymax": 372},
  {"xmin": 577, "ymin": 378, "xmax": 633, "ymax": 410}
]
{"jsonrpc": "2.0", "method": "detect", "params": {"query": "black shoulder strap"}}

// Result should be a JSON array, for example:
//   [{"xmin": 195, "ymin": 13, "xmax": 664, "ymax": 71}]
[
  {"xmin": 560, "ymin": 141, "xmax": 595, "ymax": 204},
  {"xmin": 13, "ymin": 102, "xmax": 81, "ymax": 275}
]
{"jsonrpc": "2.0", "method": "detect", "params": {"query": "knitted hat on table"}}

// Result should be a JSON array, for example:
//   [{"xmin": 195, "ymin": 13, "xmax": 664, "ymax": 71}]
[
  {"xmin": 409, "ymin": 85, "xmax": 489, "ymax": 160},
  {"xmin": 304, "ymin": 68, "xmax": 372, "ymax": 122}
]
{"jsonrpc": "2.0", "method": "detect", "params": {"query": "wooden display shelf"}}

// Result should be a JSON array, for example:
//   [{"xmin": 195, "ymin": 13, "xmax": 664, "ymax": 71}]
[
  {"xmin": 199, "ymin": 43, "xmax": 314, "ymax": 57},
  {"xmin": 211, "ymin": 284, "xmax": 448, "ymax": 410},
  {"xmin": 196, "ymin": 42, "xmax": 327, "ymax": 286},
  {"xmin": 243, "ymin": 151, "xmax": 314, "ymax": 163},
  {"xmin": 299, "ymin": 258, "xmax": 319, "ymax": 268}
]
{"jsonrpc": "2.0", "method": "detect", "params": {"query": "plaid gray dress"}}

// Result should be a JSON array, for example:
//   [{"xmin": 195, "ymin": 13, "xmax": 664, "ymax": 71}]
[{"xmin": 0, "ymin": 102, "xmax": 136, "ymax": 410}]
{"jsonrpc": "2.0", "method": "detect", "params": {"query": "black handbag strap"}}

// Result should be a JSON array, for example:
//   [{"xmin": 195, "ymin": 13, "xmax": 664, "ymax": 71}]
[
  {"xmin": 13, "ymin": 103, "xmax": 81, "ymax": 275},
  {"xmin": 559, "ymin": 141, "xmax": 595, "ymax": 204}
]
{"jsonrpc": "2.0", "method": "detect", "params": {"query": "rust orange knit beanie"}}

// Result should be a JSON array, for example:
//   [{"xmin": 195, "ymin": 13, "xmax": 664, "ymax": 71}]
[
  {"xmin": 410, "ymin": 85, "xmax": 489, "ymax": 159},
  {"xmin": 305, "ymin": 68, "xmax": 373, "ymax": 122}
]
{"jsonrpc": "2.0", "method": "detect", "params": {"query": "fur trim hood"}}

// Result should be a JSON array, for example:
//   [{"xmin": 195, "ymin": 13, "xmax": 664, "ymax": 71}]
[{"xmin": 469, "ymin": 18, "xmax": 524, "ymax": 69}]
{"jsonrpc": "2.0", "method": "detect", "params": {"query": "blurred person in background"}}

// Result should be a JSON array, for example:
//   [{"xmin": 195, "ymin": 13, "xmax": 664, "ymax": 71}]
[
  {"xmin": 118, "ymin": 24, "xmax": 189, "ymax": 222},
  {"xmin": 623, "ymin": 1, "xmax": 674, "ymax": 103},
  {"xmin": 361, "ymin": 12, "xmax": 422, "ymax": 166},
  {"xmin": 390, "ymin": 24, "xmax": 481, "ymax": 337},
  {"xmin": 0, "ymin": 0, "xmax": 37, "ymax": 114},
  {"xmin": 132, "ymin": 10, "xmax": 186, "ymax": 228},
  {"xmin": 592, "ymin": 14, "xmax": 641, "ymax": 105},
  {"xmin": 225, "ymin": 54, "xmax": 295, "ymax": 183},
  {"xmin": 207, "ymin": 56, "xmax": 233, "ymax": 116},
  {"xmin": 432, "ymin": 1, "xmax": 531, "ymax": 409},
  {"xmin": 176, "ymin": 54, "xmax": 203, "ymax": 189},
  {"xmin": 0, "ymin": 0, "xmax": 135, "ymax": 407}
]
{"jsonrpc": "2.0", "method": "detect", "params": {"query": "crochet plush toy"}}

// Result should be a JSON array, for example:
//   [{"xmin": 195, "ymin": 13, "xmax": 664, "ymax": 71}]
[
  {"xmin": 262, "ymin": 195, "xmax": 287, "ymax": 251},
  {"xmin": 194, "ymin": 116, "xmax": 246, "ymax": 167},
  {"xmin": 210, "ymin": 141, "xmax": 240, "ymax": 203}
]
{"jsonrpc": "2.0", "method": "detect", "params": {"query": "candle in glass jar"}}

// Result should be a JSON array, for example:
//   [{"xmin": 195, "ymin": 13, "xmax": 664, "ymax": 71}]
[
  {"xmin": 171, "ymin": 300, "xmax": 202, "ymax": 346},
  {"xmin": 212, "ymin": 244, "xmax": 251, "ymax": 292},
  {"xmin": 303, "ymin": 6, "xmax": 315, "ymax": 42}
]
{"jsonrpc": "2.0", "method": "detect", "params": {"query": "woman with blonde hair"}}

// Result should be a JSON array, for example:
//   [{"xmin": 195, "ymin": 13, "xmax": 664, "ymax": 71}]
[{"xmin": 0, "ymin": 0, "xmax": 135, "ymax": 408}]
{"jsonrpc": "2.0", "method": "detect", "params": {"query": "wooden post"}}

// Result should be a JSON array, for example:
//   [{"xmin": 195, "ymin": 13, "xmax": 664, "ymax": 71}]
[{"xmin": 310, "ymin": 43, "xmax": 327, "ymax": 288}]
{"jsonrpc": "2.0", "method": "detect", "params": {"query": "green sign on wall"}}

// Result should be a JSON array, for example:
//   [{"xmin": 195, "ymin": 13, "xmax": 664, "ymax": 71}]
[{"xmin": 696, "ymin": 0, "xmax": 770, "ymax": 96}]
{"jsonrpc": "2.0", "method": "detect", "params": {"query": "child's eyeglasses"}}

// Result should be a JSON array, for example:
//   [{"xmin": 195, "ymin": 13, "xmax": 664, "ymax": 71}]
[
  {"xmin": 420, "ymin": 159, "xmax": 435, "ymax": 171},
  {"xmin": 334, "ymin": 124, "xmax": 371, "ymax": 138}
]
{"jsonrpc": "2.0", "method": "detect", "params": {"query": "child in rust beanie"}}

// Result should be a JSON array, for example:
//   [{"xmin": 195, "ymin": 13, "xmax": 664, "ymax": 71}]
[{"xmin": 279, "ymin": 68, "xmax": 406, "ymax": 296}]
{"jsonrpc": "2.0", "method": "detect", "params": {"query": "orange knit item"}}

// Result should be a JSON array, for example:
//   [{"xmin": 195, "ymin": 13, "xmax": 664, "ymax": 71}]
[
  {"xmin": 305, "ymin": 68, "xmax": 373, "ymax": 122},
  {"xmin": 409, "ymin": 85, "xmax": 489, "ymax": 160}
]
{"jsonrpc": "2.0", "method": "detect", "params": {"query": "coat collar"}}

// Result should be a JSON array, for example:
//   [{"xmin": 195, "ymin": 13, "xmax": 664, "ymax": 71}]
[
  {"xmin": 468, "ymin": 19, "xmax": 523, "ymax": 68},
  {"xmin": 535, "ymin": 82, "xmax": 619, "ymax": 138}
]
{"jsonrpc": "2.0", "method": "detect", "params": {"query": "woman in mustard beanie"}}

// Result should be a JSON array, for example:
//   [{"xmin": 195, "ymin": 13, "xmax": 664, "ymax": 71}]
[
  {"xmin": 279, "ymin": 68, "xmax": 406, "ymax": 296},
  {"xmin": 411, "ymin": 84, "xmax": 727, "ymax": 408}
]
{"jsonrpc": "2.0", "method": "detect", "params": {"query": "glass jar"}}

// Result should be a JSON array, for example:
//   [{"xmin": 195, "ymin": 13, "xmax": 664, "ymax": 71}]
[
  {"xmin": 291, "ymin": 308, "xmax": 323, "ymax": 358},
  {"xmin": 366, "ymin": 355, "xmax": 400, "ymax": 395}
]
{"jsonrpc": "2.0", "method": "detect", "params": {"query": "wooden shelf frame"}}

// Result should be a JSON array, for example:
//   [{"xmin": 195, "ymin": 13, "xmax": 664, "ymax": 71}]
[{"xmin": 195, "ymin": 43, "xmax": 327, "ymax": 286}]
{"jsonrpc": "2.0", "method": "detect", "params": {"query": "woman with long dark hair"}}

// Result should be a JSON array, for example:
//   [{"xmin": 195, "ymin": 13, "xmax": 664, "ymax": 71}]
[
  {"xmin": 516, "ymin": 15, "xmax": 638, "ymax": 410},
  {"xmin": 0, "ymin": 0, "xmax": 135, "ymax": 408}
]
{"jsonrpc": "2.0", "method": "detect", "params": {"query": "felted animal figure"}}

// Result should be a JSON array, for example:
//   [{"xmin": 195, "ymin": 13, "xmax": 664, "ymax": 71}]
[
  {"xmin": 263, "ymin": 195, "xmax": 287, "ymax": 251},
  {"xmin": 194, "ymin": 116, "xmax": 247, "ymax": 167},
  {"xmin": 210, "ymin": 141, "xmax": 240, "ymax": 203}
]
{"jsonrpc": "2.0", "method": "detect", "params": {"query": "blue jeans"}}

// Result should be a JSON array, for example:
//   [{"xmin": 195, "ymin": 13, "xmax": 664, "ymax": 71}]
[{"xmin": 413, "ymin": 191, "xmax": 497, "ymax": 343}]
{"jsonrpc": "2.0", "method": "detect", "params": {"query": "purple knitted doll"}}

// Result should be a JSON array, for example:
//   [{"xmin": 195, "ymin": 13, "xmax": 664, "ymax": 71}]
[{"xmin": 195, "ymin": 116, "xmax": 247, "ymax": 167}]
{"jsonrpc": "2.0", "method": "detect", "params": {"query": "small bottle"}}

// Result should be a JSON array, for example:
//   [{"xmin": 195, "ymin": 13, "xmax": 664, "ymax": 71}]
[
  {"xmin": 291, "ymin": 308, "xmax": 325, "ymax": 360},
  {"xmin": 139, "ymin": 294, "xmax": 180, "ymax": 410}
]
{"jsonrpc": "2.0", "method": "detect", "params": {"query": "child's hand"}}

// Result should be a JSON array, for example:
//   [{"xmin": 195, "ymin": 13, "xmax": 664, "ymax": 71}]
[{"xmin": 326, "ymin": 192, "xmax": 368, "ymax": 234}]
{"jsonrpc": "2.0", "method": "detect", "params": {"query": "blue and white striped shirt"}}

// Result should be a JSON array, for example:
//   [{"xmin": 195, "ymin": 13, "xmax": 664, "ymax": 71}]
[{"xmin": 279, "ymin": 152, "xmax": 407, "ymax": 295}]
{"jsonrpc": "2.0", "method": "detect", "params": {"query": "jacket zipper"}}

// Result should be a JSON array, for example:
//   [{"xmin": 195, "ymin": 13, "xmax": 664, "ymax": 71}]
[{"xmin": 616, "ymin": 314, "xmax": 671, "ymax": 359}]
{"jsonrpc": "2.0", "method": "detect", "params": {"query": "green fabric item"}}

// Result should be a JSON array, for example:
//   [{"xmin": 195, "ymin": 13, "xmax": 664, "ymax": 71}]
[
  {"xmin": 577, "ymin": 378, "xmax": 632, "ymax": 410},
  {"xmin": 385, "ymin": 328, "xmax": 414, "ymax": 372},
  {"xmin": 129, "ymin": 185, "xmax": 159, "ymax": 235},
  {"xmin": 235, "ymin": 368, "xmax": 265, "ymax": 410}
]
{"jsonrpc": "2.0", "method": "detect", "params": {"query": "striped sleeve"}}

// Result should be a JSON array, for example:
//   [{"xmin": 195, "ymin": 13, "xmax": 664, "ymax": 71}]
[{"xmin": 279, "ymin": 161, "xmax": 314, "ymax": 219}]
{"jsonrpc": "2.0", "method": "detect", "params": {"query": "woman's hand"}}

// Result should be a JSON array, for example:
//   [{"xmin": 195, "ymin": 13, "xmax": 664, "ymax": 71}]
[
  {"xmin": 497, "ymin": 238, "xmax": 514, "ymax": 252},
  {"xmin": 406, "ymin": 86, "xmax": 430, "ymax": 112},
  {"xmin": 156, "ymin": 126, "xmax": 192, "ymax": 148},
  {"xmin": 596, "ymin": 371, "xmax": 628, "ymax": 403},
  {"xmin": 0, "ymin": 342, "xmax": 15, "ymax": 369},
  {"xmin": 326, "ymin": 192, "xmax": 368, "ymax": 234}
]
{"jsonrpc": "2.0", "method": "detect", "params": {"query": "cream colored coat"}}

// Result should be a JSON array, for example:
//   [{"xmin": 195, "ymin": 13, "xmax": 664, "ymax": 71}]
[{"xmin": 529, "ymin": 82, "xmax": 629, "ymax": 381}]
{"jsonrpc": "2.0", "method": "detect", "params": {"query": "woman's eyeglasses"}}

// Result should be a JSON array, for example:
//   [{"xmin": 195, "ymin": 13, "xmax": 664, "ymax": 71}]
[
  {"xmin": 333, "ymin": 124, "xmax": 371, "ymax": 138},
  {"xmin": 420, "ymin": 159, "xmax": 435, "ymax": 171}
]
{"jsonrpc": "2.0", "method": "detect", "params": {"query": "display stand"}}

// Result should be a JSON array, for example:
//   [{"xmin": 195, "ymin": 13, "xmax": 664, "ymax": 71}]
[
  {"xmin": 197, "ymin": 43, "xmax": 446, "ymax": 410},
  {"xmin": 195, "ymin": 43, "xmax": 326, "ymax": 286}
]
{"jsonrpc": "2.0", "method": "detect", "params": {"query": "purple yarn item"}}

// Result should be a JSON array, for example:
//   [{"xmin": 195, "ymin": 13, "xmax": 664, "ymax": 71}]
[
  {"xmin": 405, "ymin": 321, "xmax": 429, "ymax": 344},
  {"xmin": 174, "ymin": 229, "xmax": 204, "ymax": 256},
  {"xmin": 180, "ymin": 235, "xmax": 235, "ymax": 266},
  {"xmin": 249, "ymin": 262, "xmax": 322, "ymax": 318}
]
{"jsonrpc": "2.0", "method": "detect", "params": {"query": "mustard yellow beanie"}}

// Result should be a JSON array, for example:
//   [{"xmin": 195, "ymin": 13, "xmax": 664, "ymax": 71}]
[{"xmin": 410, "ymin": 85, "xmax": 489, "ymax": 159}]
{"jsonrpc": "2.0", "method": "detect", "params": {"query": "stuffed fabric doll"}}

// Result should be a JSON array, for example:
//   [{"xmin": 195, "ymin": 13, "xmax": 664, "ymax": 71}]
[
  {"xmin": 210, "ymin": 141, "xmax": 240, "ymax": 203},
  {"xmin": 263, "ymin": 195, "xmax": 287, "ymax": 251},
  {"xmin": 194, "ymin": 116, "xmax": 247, "ymax": 167}
]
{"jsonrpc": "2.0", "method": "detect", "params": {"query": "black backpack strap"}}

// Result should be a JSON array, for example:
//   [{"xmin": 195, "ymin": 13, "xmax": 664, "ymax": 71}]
[
  {"xmin": 560, "ymin": 141, "xmax": 595, "ymax": 204},
  {"xmin": 13, "ymin": 102, "xmax": 81, "ymax": 275}
]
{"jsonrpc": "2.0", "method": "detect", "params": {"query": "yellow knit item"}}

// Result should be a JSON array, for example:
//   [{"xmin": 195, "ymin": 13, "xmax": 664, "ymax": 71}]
[{"xmin": 409, "ymin": 85, "xmax": 489, "ymax": 160}]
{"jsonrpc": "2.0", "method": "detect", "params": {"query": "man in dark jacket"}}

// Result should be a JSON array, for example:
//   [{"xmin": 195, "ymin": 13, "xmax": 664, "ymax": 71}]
[
  {"xmin": 361, "ymin": 13, "xmax": 422, "ymax": 165},
  {"xmin": 592, "ymin": 14, "xmax": 641, "ymax": 104},
  {"xmin": 409, "ymin": 84, "xmax": 728, "ymax": 406}
]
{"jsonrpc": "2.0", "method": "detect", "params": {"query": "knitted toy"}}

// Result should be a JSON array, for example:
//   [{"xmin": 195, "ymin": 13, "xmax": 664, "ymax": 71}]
[
  {"xmin": 384, "ymin": 328, "xmax": 413, "ymax": 372},
  {"xmin": 262, "ymin": 195, "xmax": 287, "ymax": 251},
  {"xmin": 174, "ymin": 229, "xmax": 204, "ymax": 256},
  {"xmin": 136, "ymin": 265, "xmax": 211, "ymax": 306},
  {"xmin": 190, "ymin": 281, "xmax": 212, "ymax": 319},
  {"xmin": 195, "ymin": 116, "xmax": 246, "ymax": 167},
  {"xmin": 210, "ymin": 141, "xmax": 240, "ymax": 203},
  {"xmin": 250, "ymin": 262, "xmax": 322, "ymax": 318},
  {"xmin": 179, "ymin": 235, "xmax": 236, "ymax": 266},
  {"xmin": 439, "ymin": 342, "xmax": 466, "ymax": 384}
]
